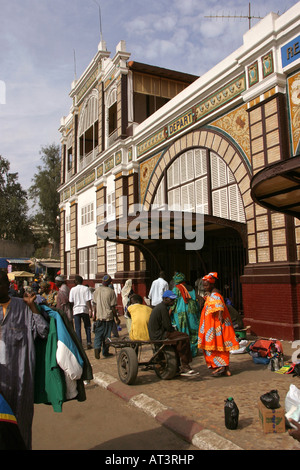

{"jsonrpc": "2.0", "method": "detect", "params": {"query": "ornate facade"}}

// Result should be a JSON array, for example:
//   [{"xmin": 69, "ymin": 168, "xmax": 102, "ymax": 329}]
[{"xmin": 58, "ymin": 4, "xmax": 300, "ymax": 340}]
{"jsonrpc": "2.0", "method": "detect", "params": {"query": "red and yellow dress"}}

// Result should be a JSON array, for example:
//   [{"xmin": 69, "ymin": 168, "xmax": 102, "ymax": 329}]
[{"xmin": 198, "ymin": 291, "xmax": 239, "ymax": 369}]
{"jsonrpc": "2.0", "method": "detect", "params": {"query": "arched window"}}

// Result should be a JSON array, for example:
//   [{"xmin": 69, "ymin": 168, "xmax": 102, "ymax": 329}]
[
  {"xmin": 78, "ymin": 90, "xmax": 99, "ymax": 169},
  {"xmin": 66, "ymin": 132, "xmax": 73, "ymax": 175},
  {"xmin": 154, "ymin": 148, "xmax": 245, "ymax": 224},
  {"xmin": 106, "ymin": 87, "xmax": 117, "ymax": 147}
]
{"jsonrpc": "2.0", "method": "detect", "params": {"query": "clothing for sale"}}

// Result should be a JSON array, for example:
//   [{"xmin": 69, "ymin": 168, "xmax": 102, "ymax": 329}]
[
  {"xmin": 34, "ymin": 305, "xmax": 93, "ymax": 411},
  {"xmin": 0, "ymin": 393, "xmax": 27, "ymax": 450},
  {"xmin": 0, "ymin": 297, "xmax": 49, "ymax": 449}
]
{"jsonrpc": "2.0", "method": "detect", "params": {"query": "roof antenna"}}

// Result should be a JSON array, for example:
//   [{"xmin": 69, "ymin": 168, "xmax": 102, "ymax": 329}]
[
  {"xmin": 92, "ymin": 0, "xmax": 103, "ymax": 42},
  {"xmin": 204, "ymin": 2, "xmax": 262, "ymax": 29},
  {"xmin": 73, "ymin": 49, "xmax": 77, "ymax": 81}
]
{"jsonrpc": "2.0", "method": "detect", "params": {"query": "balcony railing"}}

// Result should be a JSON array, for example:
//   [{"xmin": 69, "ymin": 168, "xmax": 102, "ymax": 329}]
[{"xmin": 78, "ymin": 149, "xmax": 96, "ymax": 172}]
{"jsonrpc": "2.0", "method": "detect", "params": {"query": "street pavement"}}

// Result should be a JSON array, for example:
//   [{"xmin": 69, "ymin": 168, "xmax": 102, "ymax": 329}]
[{"xmin": 83, "ymin": 320, "xmax": 300, "ymax": 451}]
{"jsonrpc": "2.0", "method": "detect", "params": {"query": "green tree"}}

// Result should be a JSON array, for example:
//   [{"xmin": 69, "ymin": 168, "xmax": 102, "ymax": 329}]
[
  {"xmin": 0, "ymin": 155, "xmax": 32, "ymax": 241},
  {"xmin": 29, "ymin": 143, "xmax": 61, "ymax": 251}
]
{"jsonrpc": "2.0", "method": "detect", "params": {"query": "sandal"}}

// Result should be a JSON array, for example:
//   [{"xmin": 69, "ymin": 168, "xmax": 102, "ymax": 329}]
[{"xmin": 212, "ymin": 367, "xmax": 225, "ymax": 377}]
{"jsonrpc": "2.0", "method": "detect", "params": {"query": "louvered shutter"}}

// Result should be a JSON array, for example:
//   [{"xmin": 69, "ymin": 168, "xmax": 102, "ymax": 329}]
[
  {"xmin": 229, "ymin": 185, "xmax": 239, "ymax": 222},
  {"xmin": 194, "ymin": 149, "xmax": 207, "ymax": 177},
  {"xmin": 181, "ymin": 182, "xmax": 194, "ymax": 212},
  {"xmin": 168, "ymin": 187, "xmax": 181, "ymax": 211},
  {"xmin": 212, "ymin": 188, "xmax": 228, "ymax": 219},
  {"xmin": 195, "ymin": 177, "xmax": 208, "ymax": 214},
  {"xmin": 186, "ymin": 150, "xmax": 194, "ymax": 181},
  {"xmin": 180, "ymin": 153, "xmax": 188, "ymax": 183},
  {"xmin": 237, "ymin": 190, "xmax": 246, "ymax": 223},
  {"xmin": 173, "ymin": 159, "xmax": 180, "ymax": 186},
  {"xmin": 211, "ymin": 152, "xmax": 227, "ymax": 188},
  {"xmin": 167, "ymin": 165, "xmax": 173, "ymax": 189},
  {"xmin": 79, "ymin": 248, "xmax": 88, "ymax": 279},
  {"xmin": 153, "ymin": 179, "xmax": 165, "ymax": 208}
]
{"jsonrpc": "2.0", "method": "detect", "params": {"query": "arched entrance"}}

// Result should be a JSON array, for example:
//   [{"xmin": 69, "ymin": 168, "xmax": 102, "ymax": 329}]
[
  {"xmin": 141, "ymin": 219, "xmax": 247, "ymax": 313},
  {"xmin": 140, "ymin": 128, "xmax": 250, "ymax": 312}
]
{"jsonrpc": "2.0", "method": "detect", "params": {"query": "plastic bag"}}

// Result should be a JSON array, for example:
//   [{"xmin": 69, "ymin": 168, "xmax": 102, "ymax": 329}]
[
  {"xmin": 285, "ymin": 384, "xmax": 300, "ymax": 412},
  {"xmin": 260, "ymin": 389, "xmax": 280, "ymax": 409},
  {"xmin": 285, "ymin": 384, "xmax": 300, "ymax": 429}
]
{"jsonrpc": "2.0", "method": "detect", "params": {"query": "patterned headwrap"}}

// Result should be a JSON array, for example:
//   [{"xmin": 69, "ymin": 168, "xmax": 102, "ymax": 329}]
[
  {"xmin": 172, "ymin": 272, "xmax": 185, "ymax": 284},
  {"xmin": 202, "ymin": 272, "xmax": 218, "ymax": 283}
]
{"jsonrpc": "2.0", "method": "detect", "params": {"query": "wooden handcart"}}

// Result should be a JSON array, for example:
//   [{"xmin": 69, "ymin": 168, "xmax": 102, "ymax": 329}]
[{"xmin": 106, "ymin": 337, "xmax": 181, "ymax": 385}]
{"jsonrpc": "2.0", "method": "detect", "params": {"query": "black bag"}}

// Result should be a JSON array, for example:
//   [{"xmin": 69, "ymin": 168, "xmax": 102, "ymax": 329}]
[{"xmin": 260, "ymin": 389, "xmax": 280, "ymax": 409}]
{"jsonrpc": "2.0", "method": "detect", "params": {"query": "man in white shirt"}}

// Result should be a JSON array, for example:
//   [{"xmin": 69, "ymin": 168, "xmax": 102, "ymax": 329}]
[
  {"xmin": 148, "ymin": 271, "xmax": 169, "ymax": 307},
  {"xmin": 69, "ymin": 275, "xmax": 93, "ymax": 349}
]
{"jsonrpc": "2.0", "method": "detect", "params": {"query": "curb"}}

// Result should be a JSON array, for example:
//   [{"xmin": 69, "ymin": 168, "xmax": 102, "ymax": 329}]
[{"xmin": 93, "ymin": 371, "xmax": 243, "ymax": 451}]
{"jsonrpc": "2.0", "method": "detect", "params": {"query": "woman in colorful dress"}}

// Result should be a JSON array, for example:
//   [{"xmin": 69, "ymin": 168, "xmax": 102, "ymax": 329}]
[
  {"xmin": 198, "ymin": 272, "xmax": 239, "ymax": 376},
  {"xmin": 170, "ymin": 272, "xmax": 201, "ymax": 357}
]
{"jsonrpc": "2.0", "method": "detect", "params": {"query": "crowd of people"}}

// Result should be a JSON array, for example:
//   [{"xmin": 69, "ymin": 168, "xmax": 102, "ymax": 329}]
[
  {"xmin": 2, "ymin": 267, "xmax": 300, "ymax": 449},
  {"xmin": 120, "ymin": 270, "xmax": 241, "ymax": 377},
  {"xmin": 21, "ymin": 269, "xmax": 239, "ymax": 378}
]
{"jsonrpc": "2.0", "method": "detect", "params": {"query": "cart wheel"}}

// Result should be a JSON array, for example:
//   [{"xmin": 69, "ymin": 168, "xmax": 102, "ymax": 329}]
[
  {"xmin": 117, "ymin": 347, "xmax": 138, "ymax": 385},
  {"xmin": 154, "ymin": 345, "xmax": 178, "ymax": 380}
]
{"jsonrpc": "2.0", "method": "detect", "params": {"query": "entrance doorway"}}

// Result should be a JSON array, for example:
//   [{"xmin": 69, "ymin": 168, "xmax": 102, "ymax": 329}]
[{"xmin": 144, "ymin": 226, "xmax": 246, "ymax": 313}]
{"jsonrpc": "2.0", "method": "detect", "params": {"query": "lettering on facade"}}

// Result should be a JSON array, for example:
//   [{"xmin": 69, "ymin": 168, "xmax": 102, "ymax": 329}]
[
  {"xmin": 281, "ymin": 35, "xmax": 300, "ymax": 68},
  {"xmin": 168, "ymin": 110, "xmax": 194, "ymax": 137}
]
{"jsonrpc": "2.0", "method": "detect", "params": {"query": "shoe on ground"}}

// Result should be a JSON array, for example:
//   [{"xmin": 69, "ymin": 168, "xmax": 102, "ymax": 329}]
[
  {"xmin": 103, "ymin": 352, "xmax": 114, "ymax": 358},
  {"xmin": 87, "ymin": 343, "xmax": 93, "ymax": 349},
  {"xmin": 83, "ymin": 380, "xmax": 90, "ymax": 386},
  {"xmin": 180, "ymin": 368, "xmax": 199, "ymax": 377}
]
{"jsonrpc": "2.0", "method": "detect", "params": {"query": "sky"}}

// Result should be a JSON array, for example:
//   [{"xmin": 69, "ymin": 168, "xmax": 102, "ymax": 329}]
[{"xmin": 0, "ymin": 0, "xmax": 298, "ymax": 204}]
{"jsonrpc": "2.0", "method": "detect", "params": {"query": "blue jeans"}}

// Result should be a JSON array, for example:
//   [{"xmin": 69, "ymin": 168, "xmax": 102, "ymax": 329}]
[
  {"xmin": 94, "ymin": 320, "xmax": 114, "ymax": 355},
  {"xmin": 74, "ymin": 313, "xmax": 92, "ymax": 345}
]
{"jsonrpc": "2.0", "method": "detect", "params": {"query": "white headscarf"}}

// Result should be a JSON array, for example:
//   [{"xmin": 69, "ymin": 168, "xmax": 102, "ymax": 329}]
[{"xmin": 121, "ymin": 279, "xmax": 132, "ymax": 308}]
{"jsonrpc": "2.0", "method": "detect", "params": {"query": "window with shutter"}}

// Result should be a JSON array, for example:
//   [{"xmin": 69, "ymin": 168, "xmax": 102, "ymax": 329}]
[
  {"xmin": 66, "ymin": 252, "xmax": 70, "ymax": 279},
  {"xmin": 210, "ymin": 153, "xmax": 219, "ymax": 189},
  {"xmin": 164, "ymin": 147, "xmax": 245, "ymax": 224},
  {"xmin": 229, "ymin": 185, "xmax": 239, "ymax": 222},
  {"xmin": 211, "ymin": 152, "xmax": 227, "ymax": 188},
  {"xmin": 167, "ymin": 165, "xmax": 173, "ymax": 189},
  {"xmin": 237, "ymin": 190, "xmax": 246, "ymax": 223},
  {"xmin": 180, "ymin": 153, "xmax": 188, "ymax": 183},
  {"xmin": 181, "ymin": 182, "xmax": 195, "ymax": 212},
  {"xmin": 173, "ymin": 159, "xmax": 180, "ymax": 186},
  {"xmin": 168, "ymin": 187, "xmax": 181, "ymax": 211},
  {"xmin": 194, "ymin": 149, "xmax": 207, "ymax": 177},
  {"xmin": 106, "ymin": 241, "xmax": 117, "ymax": 278},
  {"xmin": 79, "ymin": 248, "xmax": 88, "ymax": 279},
  {"xmin": 81, "ymin": 203, "xmax": 94, "ymax": 225},
  {"xmin": 212, "ymin": 187, "xmax": 228, "ymax": 219},
  {"xmin": 107, "ymin": 193, "xmax": 115, "ymax": 221},
  {"xmin": 186, "ymin": 150, "xmax": 194, "ymax": 181},
  {"xmin": 229, "ymin": 184, "xmax": 246, "ymax": 223},
  {"xmin": 153, "ymin": 178, "xmax": 165, "ymax": 209},
  {"xmin": 195, "ymin": 177, "xmax": 208, "ymax": 214},
  {"xmin": 89, "ymin": 246, "xmax": 97, "ymax": 279}
]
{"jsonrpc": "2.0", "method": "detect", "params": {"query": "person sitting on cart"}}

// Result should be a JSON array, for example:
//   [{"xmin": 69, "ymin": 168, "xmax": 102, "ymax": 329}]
[
  {"xmin": 127, "ymin": 294, "xmax": 152, "ymax": 341},
  {"xmin": 148, "ymin": 290, "xmax": 198, "ymax": 377}
]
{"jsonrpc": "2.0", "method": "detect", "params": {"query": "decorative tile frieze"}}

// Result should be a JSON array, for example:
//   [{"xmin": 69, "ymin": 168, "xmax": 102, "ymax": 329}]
[{"xmin": 195, "ymin": 74, "xmax": 246, "ymax": 120}]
